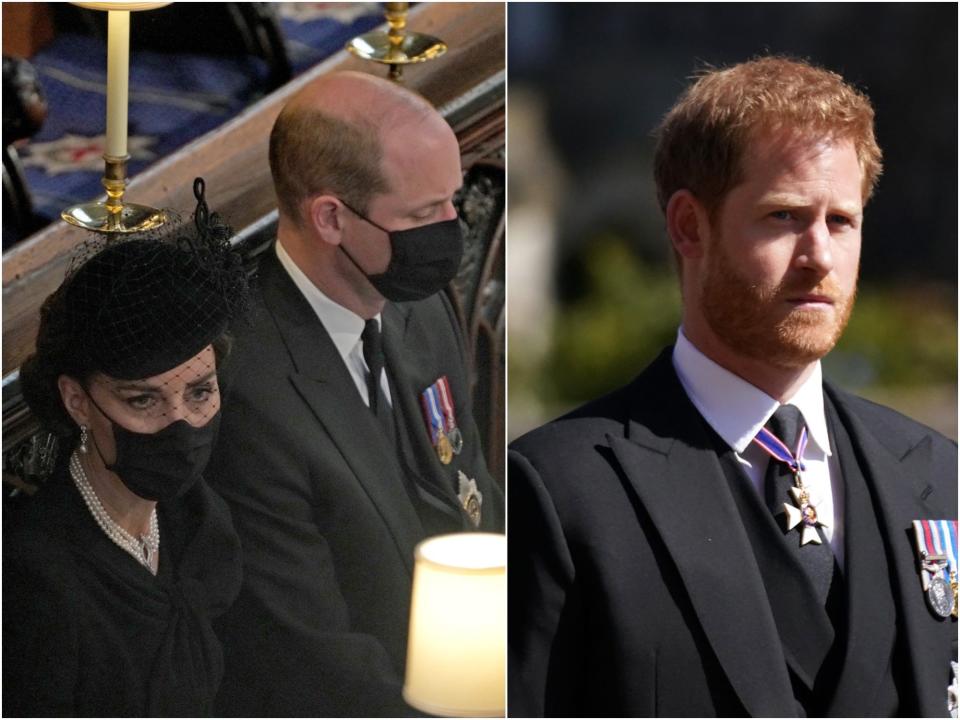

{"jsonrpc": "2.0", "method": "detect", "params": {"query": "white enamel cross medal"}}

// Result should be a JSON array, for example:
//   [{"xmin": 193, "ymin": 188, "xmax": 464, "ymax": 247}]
[
  {"xmin": 753, "ymin": 421, "xmax": 826, "ymax": 546},
  {"xmin": 783, "ymin": 478, "xmax": 828, "ymax": 545}
]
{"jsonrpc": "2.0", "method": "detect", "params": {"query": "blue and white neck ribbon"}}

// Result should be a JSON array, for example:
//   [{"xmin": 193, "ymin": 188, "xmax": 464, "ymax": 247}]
[{"xmin": 752, "ymin": 424, "xmax": 808, "ymax": 474}]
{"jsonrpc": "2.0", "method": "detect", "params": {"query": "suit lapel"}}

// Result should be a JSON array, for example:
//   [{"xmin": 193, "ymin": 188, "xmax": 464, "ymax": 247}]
[
  {"xmin": 258, "ymin": 251, "xmax": 425, "ymax": 573},
  {"xmin": 825, "ymin": 385, "xmax": 951, "ymax": 718},
  {"xmin": 607, "ymin": 351, "xmax": 796, "ymax": 718}
]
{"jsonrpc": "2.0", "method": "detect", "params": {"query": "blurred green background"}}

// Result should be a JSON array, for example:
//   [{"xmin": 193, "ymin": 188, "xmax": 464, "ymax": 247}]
[{"xmin": 507, "ymin": 3, "xmax": 957, "ymax": 441}]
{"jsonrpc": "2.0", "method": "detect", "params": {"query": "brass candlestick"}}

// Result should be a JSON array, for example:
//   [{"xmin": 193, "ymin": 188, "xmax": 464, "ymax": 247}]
[
  {"xmin": 62, "ymin": 2, "xmax": 168, "ymax": 234},
  {"xmin": 347, "ymin": 2, "xmax": 446, "ymax": 81},
  {"xmin": 62, "ymin": 155, "xmax": 165, "ymax": 234}
]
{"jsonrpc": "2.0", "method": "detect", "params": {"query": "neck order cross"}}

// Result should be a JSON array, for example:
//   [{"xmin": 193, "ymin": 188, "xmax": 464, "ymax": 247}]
[{"xmin": 752, "ymin": 413, "xmax": 829, "ymax": 546}]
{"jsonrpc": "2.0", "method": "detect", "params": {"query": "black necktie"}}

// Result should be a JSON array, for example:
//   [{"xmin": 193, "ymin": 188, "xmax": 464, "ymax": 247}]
[
  {"xmin": 361, "ymin": 319, "xmax": 395, "ymax": 442},
  {"xmin": 764, "ymin": 404, "xmax": 835, "ymax": 604}
]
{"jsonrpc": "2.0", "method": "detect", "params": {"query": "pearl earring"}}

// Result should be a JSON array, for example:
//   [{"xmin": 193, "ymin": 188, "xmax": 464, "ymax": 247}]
[{"xmin": 79, "ymin": 425, "xmax": 89, "ymax": 454}]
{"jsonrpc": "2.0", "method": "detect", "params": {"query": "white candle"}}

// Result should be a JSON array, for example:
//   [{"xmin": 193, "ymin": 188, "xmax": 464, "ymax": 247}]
[{"xmin": 105, "ymin": 10, "xmax": 130, "ymax": 158}]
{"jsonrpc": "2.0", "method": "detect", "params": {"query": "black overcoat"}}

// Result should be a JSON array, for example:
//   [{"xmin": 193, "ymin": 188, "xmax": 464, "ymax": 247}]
[
  {"xmin": 3, "ymin": 464, "xmax": 242, "ymax": 717},
  {"xmin": 508, "ymin": 348, "xmax": 957, "ymax": 717}
]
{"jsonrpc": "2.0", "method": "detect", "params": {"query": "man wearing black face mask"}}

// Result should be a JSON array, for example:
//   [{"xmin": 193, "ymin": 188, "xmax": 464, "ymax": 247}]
[{"xmin": 206, "ymin": 71, "xmax": 504, "ymax": 717}]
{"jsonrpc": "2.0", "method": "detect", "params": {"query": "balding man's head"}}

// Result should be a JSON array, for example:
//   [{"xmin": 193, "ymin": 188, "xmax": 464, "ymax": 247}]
[{"xmin": 269, "ymin": 71, "xmax": 444, "ymax": 224}]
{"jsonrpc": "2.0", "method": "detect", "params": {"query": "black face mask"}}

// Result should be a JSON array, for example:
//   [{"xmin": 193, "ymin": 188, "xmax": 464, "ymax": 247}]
[
  {"xmin": 339, "ymin": 201, "xmax": 464, "ymax": 302},
  {"xmin": 88, "ymin": 394, "xmax": 220, "ymax": 502}
]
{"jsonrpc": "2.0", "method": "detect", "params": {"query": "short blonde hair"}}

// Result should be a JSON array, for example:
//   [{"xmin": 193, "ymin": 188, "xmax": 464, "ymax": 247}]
[
  {"xmin": 653, "ymin": 56, "xmax": 883, "ymax": 217},
  {"xmin": 269, "ymin": 107, "xmax": 387, "ymax": 224}
]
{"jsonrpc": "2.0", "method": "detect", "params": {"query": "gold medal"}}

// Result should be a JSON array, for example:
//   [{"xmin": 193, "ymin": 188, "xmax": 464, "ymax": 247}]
[{"xmin": 435, "ymin": 430, "xmax": 453, "ymax": 465}]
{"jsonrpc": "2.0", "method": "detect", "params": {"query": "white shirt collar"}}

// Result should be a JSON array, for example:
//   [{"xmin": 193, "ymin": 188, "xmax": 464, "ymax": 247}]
[
  {"xmin": 672, "ymin": 328, "xmax": 831, "ymax": 457},
  {"xmin": 275, "ymin": 241, "xmax": 380, "ymax": 361}
]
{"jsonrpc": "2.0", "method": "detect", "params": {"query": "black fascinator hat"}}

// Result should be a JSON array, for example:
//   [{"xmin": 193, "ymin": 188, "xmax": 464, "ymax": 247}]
[
  {"xmin": 62, "ymin": 178, "xmax": 248, "ymax": 379},
  {"xmin": 20, "ymin": 178, "xmax": 249, "ymax": 436}
]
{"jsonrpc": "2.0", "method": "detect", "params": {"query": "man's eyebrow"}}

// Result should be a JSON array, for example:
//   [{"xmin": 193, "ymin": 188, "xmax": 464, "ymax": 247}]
[
  {"xmin": 411, "ymin": 185, "xmax": 464, "ymax": 211},
  {"xmin": 759, "ymin": 194, "xmax": 863, "ymax": 216}
]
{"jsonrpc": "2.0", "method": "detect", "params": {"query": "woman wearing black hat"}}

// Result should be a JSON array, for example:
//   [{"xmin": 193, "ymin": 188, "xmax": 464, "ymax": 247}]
[{"xmin": 3, "ymin": 181, "xmax": 248, "ymax": 716}]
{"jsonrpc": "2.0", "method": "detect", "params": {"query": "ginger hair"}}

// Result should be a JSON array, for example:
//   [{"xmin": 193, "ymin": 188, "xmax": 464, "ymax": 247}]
[{"xmin": 654, "ymin": 56, "xmax": 883, "ymax": 218}]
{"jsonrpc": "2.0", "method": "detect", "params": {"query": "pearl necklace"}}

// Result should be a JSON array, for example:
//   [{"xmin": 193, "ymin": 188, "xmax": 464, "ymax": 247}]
[{"xmin": 69, "ymin": 451, "xmax": 159, "ymax": 574}]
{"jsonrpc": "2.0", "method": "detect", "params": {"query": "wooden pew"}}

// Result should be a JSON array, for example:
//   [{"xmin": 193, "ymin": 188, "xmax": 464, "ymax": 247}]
[{"xmin": 3, "ymin": 2, "xmax": 505, "ymax": 489}]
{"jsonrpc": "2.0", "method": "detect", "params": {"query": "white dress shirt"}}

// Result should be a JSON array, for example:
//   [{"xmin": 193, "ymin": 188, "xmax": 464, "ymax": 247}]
[
  {"xmin": 672, "ymin": 328, "xmax": 844, "ymax": 568},
  {"xmin": 275, "ymin": 242, "xmax": 392, "ymax": 407}
]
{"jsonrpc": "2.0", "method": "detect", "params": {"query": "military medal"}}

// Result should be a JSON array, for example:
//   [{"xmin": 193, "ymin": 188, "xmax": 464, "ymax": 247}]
[
  {"xmin": 435, "ymin": 430, "xmax": 454, "ymax": 465},
  {"xmin": 420, "ymin": 376, "xmax": 463, "ymax": 464},
  {"xmin": 912, "ymin": 520, "xmax": 958, "ymax": 619},
  {"xmin": 457, "ymin": 470, "xmax": 483, "ymax": 528},
  {"xmin": 753, "ymin": 422, "xmax": 827, "ymax": 546}
]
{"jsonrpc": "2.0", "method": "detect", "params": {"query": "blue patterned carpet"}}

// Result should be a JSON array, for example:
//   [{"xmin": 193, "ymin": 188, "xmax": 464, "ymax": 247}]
[{"xmin": 8, "ymin": 3, "xmax": 383, "ymax": 246}]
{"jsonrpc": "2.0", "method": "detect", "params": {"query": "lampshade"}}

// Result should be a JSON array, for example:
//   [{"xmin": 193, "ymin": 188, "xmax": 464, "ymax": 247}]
[
  {"xmin": 71, "ymin": 2, "xmax": 171, "ymax": 11},
  {"xmin": 404, "ymin": 533, "xmax": 506, "ymax": 717}
]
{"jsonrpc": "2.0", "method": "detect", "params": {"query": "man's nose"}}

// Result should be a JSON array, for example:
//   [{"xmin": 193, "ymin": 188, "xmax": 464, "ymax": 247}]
[
  {"xmin": 794, "ymin": 219, "xmax": 834, "ymax": 276},
  {"xmin": 439, "ymin": 200, "xmax": 458, "ymax": 222}
]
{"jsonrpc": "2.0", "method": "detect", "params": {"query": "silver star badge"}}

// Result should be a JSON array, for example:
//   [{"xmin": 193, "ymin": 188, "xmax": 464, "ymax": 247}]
[{"xmin": 457, "ymin": 471, "xmax": 482, "ymax": 529}]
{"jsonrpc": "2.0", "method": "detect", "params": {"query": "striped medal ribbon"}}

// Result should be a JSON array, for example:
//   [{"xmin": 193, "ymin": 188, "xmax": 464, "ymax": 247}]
[
  {"xmin": 912, "ymin": 519, "xmax": 958, "ymax": 619},
  {"xmin": 420, "ymin": 380, "xmax": 453, "ymax": 464}
]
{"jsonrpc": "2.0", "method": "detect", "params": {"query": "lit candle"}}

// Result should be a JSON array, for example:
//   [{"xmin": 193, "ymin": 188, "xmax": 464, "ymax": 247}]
[{"xmin": 105, "ymin": 9, "xmax": 130, "ymax": 158}]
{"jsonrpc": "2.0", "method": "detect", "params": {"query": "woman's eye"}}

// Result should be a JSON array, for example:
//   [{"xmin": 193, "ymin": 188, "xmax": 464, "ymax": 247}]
[
  {"xmin": 188, "ymin": 385, "xmax": 217, "ymax": 403},
  {"xmin": 126, "ymin": 395, "xmax": 156, "ymax": 410},
  {"xmin": 828, "ymin": 214, "xmax": 851, "ymax": 226}
]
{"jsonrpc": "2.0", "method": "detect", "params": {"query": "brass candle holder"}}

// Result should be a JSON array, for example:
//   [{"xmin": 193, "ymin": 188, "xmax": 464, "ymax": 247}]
[
  {"xmin": 62, "ymin": 154, "xmax": 165, "ymax": 234},
  {"xmin": 347, "ymin": 2, "xmax": 447, "ymax": 81},
  {"xmin": 61, "ymin": 1, "xmax": 168, "ymax": 234}
]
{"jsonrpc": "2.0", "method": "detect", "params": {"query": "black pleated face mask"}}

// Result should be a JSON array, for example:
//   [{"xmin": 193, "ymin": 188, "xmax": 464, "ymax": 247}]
[
  {"xmin": 338, "ymin": 202, "xmax": 464, "ymax": 302},
  {"xmin": 104, "ymin": 413, "xmax": 221, "ymax": 502},
  {"xmin": 88, "ymin": 392, "xmax": 221, "ymax": 502}
]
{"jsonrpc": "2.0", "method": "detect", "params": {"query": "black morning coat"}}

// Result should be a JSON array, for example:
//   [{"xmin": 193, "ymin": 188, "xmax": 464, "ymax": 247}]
[
  {"xmin": 509, "ymin": 348, "xmax": 958, "ymax": 718},
  {"xmin": 206, "ymin": 247, "xmax": 505, "ymax": 717},
  {"xmin": 2, "ymin": 462, "xmax": 242, "ymax": 717}
]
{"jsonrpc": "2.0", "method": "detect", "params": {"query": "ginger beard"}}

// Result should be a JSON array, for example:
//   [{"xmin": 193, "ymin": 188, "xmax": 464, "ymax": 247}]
[{"xmin": 698, "ymin": 233, "xmax": 857, "ymax": 369}]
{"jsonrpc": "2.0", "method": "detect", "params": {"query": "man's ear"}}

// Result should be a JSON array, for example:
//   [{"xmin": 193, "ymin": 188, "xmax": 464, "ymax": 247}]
[
  {"xmin": 665, "ymin": 189, "xmax": 712, "ymax": 263},
  {"xmin": 58, "ymin": 375, "xmax": 91, "ymax": 428},
  {"xmin": 306, "ymin": 195, "xmax": 345, "ymax": 246}
]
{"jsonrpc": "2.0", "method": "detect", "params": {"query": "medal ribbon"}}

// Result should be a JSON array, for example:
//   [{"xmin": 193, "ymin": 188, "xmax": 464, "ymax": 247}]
[
  {"xmin": 752, "ymin": 423, "xmax": 809, "ymax": 474},
  {"xmin": 912, "ymin": 519, "xmax": 958, "ymax": 588},
  {"xmin": 435, "ymin": 375, "xmax": 458, "ymax": 433},
  {"xmin": 419, "ymin": 384, "xmax": 445, "ymax": 446}
]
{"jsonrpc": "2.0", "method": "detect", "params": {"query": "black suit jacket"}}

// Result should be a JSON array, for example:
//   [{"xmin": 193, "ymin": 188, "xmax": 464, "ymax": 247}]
[
  {"xmin": 208, "ymin": 248, "xmax": 504, "ymax": 717},
  {"xmin": 508, "ymin": 348, "xmax": 957, "ymax": 717}
]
